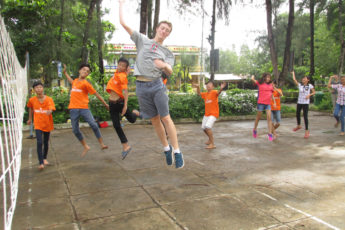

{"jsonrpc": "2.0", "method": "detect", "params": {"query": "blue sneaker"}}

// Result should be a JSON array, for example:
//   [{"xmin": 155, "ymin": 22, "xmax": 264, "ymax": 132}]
[
  {"xmin": 164, "ymin": 145, "xmax": 173, "ymax": 166},
  {"xmin": 174, "ymin": 152, "xmax": 184, "ymax": 169}
]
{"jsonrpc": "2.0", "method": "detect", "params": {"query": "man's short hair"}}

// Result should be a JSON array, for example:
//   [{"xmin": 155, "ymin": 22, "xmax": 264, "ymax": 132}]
[
  {"xmin": 157, "ymin": 21, "xmax": 173, "ymax": 32},
  {"xmin": 79, "ymin": 63, "xmax": 91, "ymax": 72},
  {"xmin": 118, "ymin": 57, "xmax": 129, "ymax": 68},
  {"xmin": 32, "ymin": 81, "xmax": 43, "ymax": 88}
]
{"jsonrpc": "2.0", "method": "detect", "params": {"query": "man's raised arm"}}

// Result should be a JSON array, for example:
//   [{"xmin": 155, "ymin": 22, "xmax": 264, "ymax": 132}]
[{"xmin": 119, "ymin": 0, "xmax": 133, "ymax": 36}]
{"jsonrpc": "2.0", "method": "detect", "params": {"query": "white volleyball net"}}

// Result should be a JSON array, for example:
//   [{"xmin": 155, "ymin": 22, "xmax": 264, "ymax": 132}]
[{"xmin": 0, "ymin": 14, "xmax": 28, "ymax": 230}]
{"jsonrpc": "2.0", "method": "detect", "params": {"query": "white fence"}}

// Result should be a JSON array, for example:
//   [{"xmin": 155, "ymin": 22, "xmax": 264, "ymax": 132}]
[{"xmin": 0, "ymin": 14, "xmax": 28, "ymax": 230}]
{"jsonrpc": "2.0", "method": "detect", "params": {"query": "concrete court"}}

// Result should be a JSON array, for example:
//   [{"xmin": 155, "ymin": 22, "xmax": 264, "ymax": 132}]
[{"xmin": 10, "ymin": 112, "xmax": 345, "ymax": 230}]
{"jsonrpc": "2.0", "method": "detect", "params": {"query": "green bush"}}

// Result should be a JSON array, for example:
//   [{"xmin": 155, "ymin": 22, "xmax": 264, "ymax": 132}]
[
  {"xmin": 316, "ymin": 92, "xmax": 332, "ymax": 111},
  {"xmin": 281, "ymin": 105, "xmax": 296, "ymax": 113},
  {"xmin": 23, "ymin": 88, "xmax": 260, "ymax": 124}
]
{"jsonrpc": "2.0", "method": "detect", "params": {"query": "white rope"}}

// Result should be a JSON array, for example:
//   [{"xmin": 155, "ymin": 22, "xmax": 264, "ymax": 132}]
[{"xmin": 0, "ymin": 14, "xmax": 28, "ymax": 230}]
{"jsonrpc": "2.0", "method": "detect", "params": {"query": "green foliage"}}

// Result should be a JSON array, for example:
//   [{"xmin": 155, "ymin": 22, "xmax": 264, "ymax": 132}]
[
  {"xmin": 316, "ymin": 91, "xmax": 332, "ymax": 111},
  {"xmin": 23, "ymin": 88, "xmax": 260, "ymax": 124},
  {"xmin": 219, "ymin": 91, "xmax": 257, "ymax": 116},
  {"xmin": 1, "ymin": 0, "xmax": 115, "ymax": 86},
  {"xmin": 281, "ymin": 105, "xmax": 296, "ymax": 114}
]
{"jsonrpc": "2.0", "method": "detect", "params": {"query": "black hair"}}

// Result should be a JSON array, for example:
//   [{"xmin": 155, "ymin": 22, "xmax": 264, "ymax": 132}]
[
  {"xmin": 303, "ymin": 75, "xmax": 311, "ymax": 81},
  {"xmin": 206, "ymin": 80, "xmax": 215, "ymax": 86},
  {"xmin": 32, "ymin": 81, "xmax": 43, "ymax": 88},
  {"xmin": 258, "ymin": 73, "xmax": 272, "ymax": 84},
  {"xmin": 78, "ymin": 63, "xmax": 91, "ymax": 72},
  {"xmin": 118, "ymin": 57, "xmax": 129, "ymax": 68},
  {"xmin": 272, "ymin": 79, "xmax": 278, "ymax": 85}
]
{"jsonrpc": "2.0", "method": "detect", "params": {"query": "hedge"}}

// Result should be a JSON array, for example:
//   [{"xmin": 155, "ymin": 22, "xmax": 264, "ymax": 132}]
[{"xmin": 23, "ymin": 88, "xmax": 300, "ymax": 124}]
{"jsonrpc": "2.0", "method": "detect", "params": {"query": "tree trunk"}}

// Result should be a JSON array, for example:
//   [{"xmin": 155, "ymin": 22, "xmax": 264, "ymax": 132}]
[
  {"xmin": 152, "ymin": 0, "xmax": 160, "ymax": 38},
  {"xmin": 140, "ymin": 0, "xmax": 148, "ymax": 34},
  {"xmin": 210, "ymin": 0, "xmax": 216, "ymax": 81},
  {"xmin": 265, "ymin": 0, "xmax": 279, "ymax": 82},
  {"xmin": 309, "ymin": 0, "xmax": 315, "ymax": 80},
  {"xmin": 81, "ymin": 0, "xmax": 97, "ymax": 64},
  {"xmin": 338, "ymin": 0, "xmax": 345, "ymax": 75},
  {"xmin": 147, "ymin": 0, "xmax": 153, "ymax": 38},
  {"xmin": 57, "ymin": 0, "xmax": 64, "ymax": 61},
  {"xmin": 57, "ymin": 0, "xmax": 65, "ymax": 86},
  {"xmin": 279, "ymin": 0, "xmax": 294, "ymax": 85},
  {"xmin": 96, "ymin": 0, "xmax": 104, "ymax": 86}
]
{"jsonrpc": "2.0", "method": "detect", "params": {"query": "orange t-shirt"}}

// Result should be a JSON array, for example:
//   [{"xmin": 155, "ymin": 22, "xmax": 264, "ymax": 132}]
[
  {"xmin": 200, "ymin": 90, "xmax": 219, "ymax": 118},
  {"xmin": 106, "ymin": 70, "xmax": 128, "ymax": 98},
  {"xmin": 271, "ymin": 89, "xmax": 282, "ymax": 111},
  {"xmin": 163, "ymin": 78, "xmax": 168, "ymax": 85},
  {"xmin": 68, "ymin": 79, "xmax": 96, "ymax": 109},
  {"xmin": 27, "ymin": 96, "xmax": 56, "ymax": 132}
]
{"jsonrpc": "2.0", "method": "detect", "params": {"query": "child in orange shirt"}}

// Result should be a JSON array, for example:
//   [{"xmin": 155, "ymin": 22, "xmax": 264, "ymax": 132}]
[
  {"xmin": 27, "ymin": 81, "xmax": 56, "ymax": 170},
  {"xmin": 63, "ymin": 64, "xmax": 109, "ymax": 156},
  {"xmin": 270, "ymin": 80, "xmax": 283, "ymax": 139},
  {"xmin": 195, "ymin": 81, "xmax": 227, "ymax": 149},
  {"xmin": 106, "ymin": 57, "xmax": 139, "ymax": 159}
]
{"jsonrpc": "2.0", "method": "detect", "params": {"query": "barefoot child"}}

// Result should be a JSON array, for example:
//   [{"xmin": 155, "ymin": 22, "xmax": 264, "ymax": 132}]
[
  {"xmin": 27, "ymin": 81, "xmax": 55, "ymax": 170},
  {"xmin": 106, "ymin": 57, "xmax": 139, "ymax": 159},
  {"xmin": 251, "ymin": 73, "xmax": 274, "ymax": 141},
  {"xmin": 328, "ymin": 75, "xmax": 345, "ymax": 136},
  {"xmin": 195, "ymin": 81, "xmax": 226, "ymax": 149},
  {"xmin": 291, "ymin": 71, "xmax": 315, "ymax": 138},
  {"xmin": 271, "ymin": 80, "xmax": 283, "ymax": 138},
  {"xmin": 63, "ymin": 64, "xmax": 109, "ymax": 156},
  {"xmin": 119, "ymin": 0, "xmax": 184, "ymax": 168}
]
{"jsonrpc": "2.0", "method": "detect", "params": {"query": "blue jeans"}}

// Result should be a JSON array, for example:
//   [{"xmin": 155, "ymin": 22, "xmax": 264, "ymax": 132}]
[
  {"xmin": 35, "ymin": 130, "xmax": 50, "ymax": 165},
  {"xmin": 334, "ymin": 103, "xmax": 345, "ymax": 132},
  {"xmin": 70, "ymin": 109, "xmax": 101, "ymax": 141}
]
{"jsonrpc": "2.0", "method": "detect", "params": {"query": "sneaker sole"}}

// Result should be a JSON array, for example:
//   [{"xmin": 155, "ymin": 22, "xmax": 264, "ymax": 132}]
[{"xmin": 176, "ymin": 161, "xmax": 184, "ymax": 169}]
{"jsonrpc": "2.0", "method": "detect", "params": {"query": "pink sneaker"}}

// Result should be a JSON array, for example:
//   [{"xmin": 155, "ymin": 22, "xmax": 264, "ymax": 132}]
[
  {"xmin": 268, "ymin": 133, "xmax": 274, "ymax": 141},
  {"xmin": 252, "ymin": 129, "xmax": 257, "ymax": 138}
]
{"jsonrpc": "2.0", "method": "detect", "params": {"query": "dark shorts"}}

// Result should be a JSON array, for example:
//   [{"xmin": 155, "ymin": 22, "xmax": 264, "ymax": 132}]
[{"xmin": 135, "ymin": 78, "xmax": 169, "ymax": 119}]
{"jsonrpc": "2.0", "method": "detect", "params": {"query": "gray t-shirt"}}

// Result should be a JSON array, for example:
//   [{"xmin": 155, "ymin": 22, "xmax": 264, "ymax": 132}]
[{"xmin": 130, "ymin": 31, "xmax": 174, "ymax": 80}]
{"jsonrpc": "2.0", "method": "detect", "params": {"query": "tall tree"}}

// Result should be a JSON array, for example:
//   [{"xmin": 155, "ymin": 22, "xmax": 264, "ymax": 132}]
[
  {"xmin": 208, "ymin": 0, "xmax": 232, "ymax": 81},
  {"xmin": 147, "ymin": 0, "xmax": 153, "ymax": 38},
  {"xmin": 140, "ymin": 0, "xmax": 148, "ymax": 34},
  {"xmin": 338, "ymin": 0, "xmax": 345, "ymax": 75},
  {"xmin": 266, "ymin": 0, "xmax": 279, "ymax": 81},
  {"xmin": 96, "ymin": 0, "xmax": 104, "ymax": 85},
  {"xmin": 152, "ymin": 0, "xmax": 160, "ymax": 38},
  {"xmin": 81, "ymin": 0, "xmax": 97, "ymax": 64},
  {"xmin": 279, "ymin": 0, "xmax": 295, "ymax": 85},
  {"xmin": 310, "ymin": 0, "xmax": 315, "ymax": 79},
  {"xmin": 209, "ymin": 0, "xmax": 217, "ymax": 80}
]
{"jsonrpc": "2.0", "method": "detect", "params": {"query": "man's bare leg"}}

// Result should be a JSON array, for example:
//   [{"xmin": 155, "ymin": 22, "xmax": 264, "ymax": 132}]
[
  {"xmin": 151, "ymin": 115, "xmax": 169, "ymax": 147},
  {"xmin": 160, "ymin": 115, "xmax": 179, "ymax": 150}
]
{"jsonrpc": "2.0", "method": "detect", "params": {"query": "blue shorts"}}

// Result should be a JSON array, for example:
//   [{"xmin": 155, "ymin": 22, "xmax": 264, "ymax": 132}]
[
  {"xmin": 271, "ymin": 110, "xmax": 281, "ymax": 123},
  {"xmin": 257, "ymin": 103, "xmax": 271, "ymax": 111}
]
